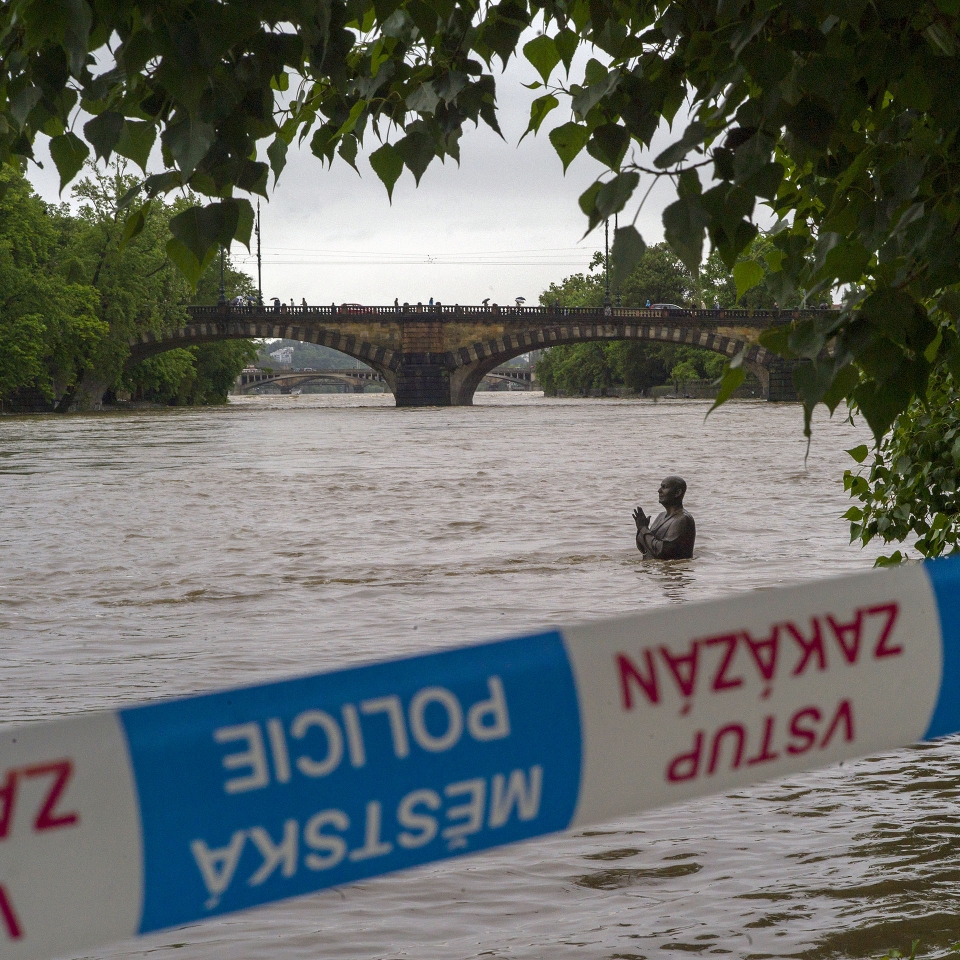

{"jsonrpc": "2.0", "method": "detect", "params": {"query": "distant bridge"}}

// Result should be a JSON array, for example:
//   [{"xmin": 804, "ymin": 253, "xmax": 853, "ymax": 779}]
[
  {"xmin": 237, "ymin": 367, "xmax": 385, "ymax": 394},
  {"xmin": 237, "ymin": 365, "xmax": 534, "ymax": 395},
  {"xmin": 128, "ymin": 303, "xmax": 808, "ymax": 407}
]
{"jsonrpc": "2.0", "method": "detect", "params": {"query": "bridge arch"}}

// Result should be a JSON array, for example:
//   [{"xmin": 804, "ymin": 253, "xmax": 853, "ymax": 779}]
[
  {"xmin": 447, "ymin": 320, "xmax": 773, "ymax": 404},
  {"xmin": 127, "ymin": 319, "xmax": 401, "ymax": 387}
]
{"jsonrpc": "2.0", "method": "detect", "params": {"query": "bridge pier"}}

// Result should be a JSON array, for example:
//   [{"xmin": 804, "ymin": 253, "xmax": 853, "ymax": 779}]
[
  {"xmin": 393, "ymin": 355, "xmax": 453, "ymax": 406},
  {"xmin": 767, "ymin": 358, "xmax": 800, "ymax": 402}
]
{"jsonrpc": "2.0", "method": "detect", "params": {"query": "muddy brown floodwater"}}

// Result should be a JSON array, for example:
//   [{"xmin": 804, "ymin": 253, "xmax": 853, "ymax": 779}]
[{"xmin": 3, "ymin": 393, "xmax": 959, "ymax": 960}]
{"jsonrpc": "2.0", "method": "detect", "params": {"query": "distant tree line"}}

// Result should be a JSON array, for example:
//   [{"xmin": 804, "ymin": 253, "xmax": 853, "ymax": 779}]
[
  {"xmin": 0, "ymin": 164, "xmax": 256, "ymax": 412},
  {"xmin": 535, "ymin": 240, "xmax": 799, "ymax": 396}
]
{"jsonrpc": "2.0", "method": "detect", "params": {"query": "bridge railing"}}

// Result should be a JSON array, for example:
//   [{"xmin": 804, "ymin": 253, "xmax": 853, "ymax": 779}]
[{"xmin": 187, "ymin": 304, "xmax": 830, "ymax": 323}]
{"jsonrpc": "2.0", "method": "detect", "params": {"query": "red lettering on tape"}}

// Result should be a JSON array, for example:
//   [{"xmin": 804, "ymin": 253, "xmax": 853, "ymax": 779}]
[
  {"xmin": 704, "ymin": 634, "xmax": 743, "ymax": 692},
  {"xmin": 665, "ymin": 699, "xmax": 856, "ymax": 785},
  {"xmin": 659, "ymin": 641, "xmax": 699, "ymax": 699},
  {"xmin": 708, "ymin": 724, "xmax": 746, "ymax": 774},
  {"xmin": 0, "ymin": 759, "xmax": 79, "ymax": 839},
  {"xmin": 617, "ymin": 651, "xmax": 659, "ymax": 709},
  {"xmin": 869, "ymin": 602, "xmax": 902, "ymax": 658},
  {"xmin": 820, "ymin": 699, "xmax": 855, "ymax": 749},
  {"xmin": 827, "ymin": 611, "xmax": 864, "ymax": 664},
  {"xmin": 788, "ymin": 619, "xmax": 827, "ymax": 675},
  {"xmin": 0, "ymin": 884, "xmax": 23, "ymax": 940},
  {"xmin": 23, "ymin": 760, "xmax": 78, "ymax": 832},
  {"xmin": 744, "ymin": 626, "xmax": 780, "ymax": 683},
  {"xmin": 666, "ymin": 732, "xmax": 703, "ymax": 782},
  {"xmin": 786, "ymin": 706, "xmax": 822, "ymax": 755},
  {"xmin": 0, "ymin": 769, "xmax": 16, "ymax": 839},
  {"xmin": 620, "ymin": 601, "xmax": 903, "ymax": 712}
]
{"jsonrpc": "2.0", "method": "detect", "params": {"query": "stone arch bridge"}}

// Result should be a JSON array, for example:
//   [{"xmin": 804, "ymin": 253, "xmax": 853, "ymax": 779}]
[{"xmin": 128, "ymin": 303, "xmax": 805, "ymax": 407}]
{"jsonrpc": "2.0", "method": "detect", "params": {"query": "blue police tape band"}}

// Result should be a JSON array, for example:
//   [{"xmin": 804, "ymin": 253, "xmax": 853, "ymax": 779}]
[{"xmin": 4, "ymin": 556, "xmax": 960, "ymax": 960}]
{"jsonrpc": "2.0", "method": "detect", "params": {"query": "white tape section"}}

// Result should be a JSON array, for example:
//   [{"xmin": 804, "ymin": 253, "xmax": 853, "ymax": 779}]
[{"xmin": 2, "ymin": 557, "xmax": 960, "ymax": 960}]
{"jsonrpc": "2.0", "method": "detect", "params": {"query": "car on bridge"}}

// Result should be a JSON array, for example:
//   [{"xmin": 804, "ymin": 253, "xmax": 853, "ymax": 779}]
[
  {"xmin": 339, "ymin": 303, "xmax": 375, "ymax": 315},
  {"xmin": 650, "ymin": 303, "xmax": 686, "ymax": 311}
]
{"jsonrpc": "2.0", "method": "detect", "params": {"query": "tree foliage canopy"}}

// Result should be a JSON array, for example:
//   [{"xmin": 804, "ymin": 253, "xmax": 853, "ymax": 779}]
[
  {"xmin": 3, "ymin": 0, "xmax": 960, "ymax": 434},
  {"xmin": 535, "ymin": 241, "xmax": 745, "ymax": 395},
  {"xmin": 0, "ymin": 165, "xmax": 256, "ymax": 409}
]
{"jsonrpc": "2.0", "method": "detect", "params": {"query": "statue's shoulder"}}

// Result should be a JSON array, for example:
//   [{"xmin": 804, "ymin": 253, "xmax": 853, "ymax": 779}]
[{"xmin": 680, "ymin": 509, "xmax": 696, "ymax": 528}]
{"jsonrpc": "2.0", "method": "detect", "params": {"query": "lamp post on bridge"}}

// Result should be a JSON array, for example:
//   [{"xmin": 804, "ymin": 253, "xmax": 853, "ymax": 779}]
[
  {"xmin": 603, "ymin": 219, "xmax": 612, "ymax": 310},
  {"xmin": 217, "ymin": 245, "xmax": 226, "ymax": 306},
  {"xmin": 614, "ymin": 213, "xmax": 622, "ymax": 308},
  {"xmin": 256, "ymin": 200, "xmax": 263, "ymax": 308}
]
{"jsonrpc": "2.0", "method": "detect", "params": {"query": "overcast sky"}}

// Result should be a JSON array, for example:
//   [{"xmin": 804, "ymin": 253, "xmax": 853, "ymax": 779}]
[{"xmin": 25, "ymin": 50, "xmax": 682, "ymax": 308}]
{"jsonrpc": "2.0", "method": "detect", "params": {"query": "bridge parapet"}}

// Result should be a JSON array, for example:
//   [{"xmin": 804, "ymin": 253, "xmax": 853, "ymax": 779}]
[{"xmin": 186, "ymin": 303, "xmax": 808, "ymax": 325}]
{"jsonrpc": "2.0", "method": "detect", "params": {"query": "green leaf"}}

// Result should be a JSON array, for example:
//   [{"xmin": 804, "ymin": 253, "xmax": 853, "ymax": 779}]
[
  {"xmin": 784, "ymin": 96, "xmax": 836, "ymax": 152},
  {"xmin": 523, "ymin": 35, "xmax": 560, "ymax": 85},
  {"xmin": 115, "ymin": 120, "xmax": 156, "ymax": 172},
  {"xmin": 822, "ymin": 362, "xmax": 860, "ymax": 414},
  {"xmin": 654, "ymin": 121, "xmax": 707, "ymax": 169},
  {"xmin": 267, "ymin": 136, "xmax": 288, "ymax": 184},
  {"xmin": 49, "ymin": 132, "xmax": 89, "ymax": 193},
  {"xmin": 121, "ymin": 200, "xmax": 152, "ymax": 244},
  {"xmin": 408, "ymin": 82, "xmax": 441, "ymax": 115},
  {"xmin": 758, "ymin": 325, "xmax": 792, "ymax": 357},
  {"xmin": 396, "ymin": 132, "xmax": 435, "ymax": 185},
  {"xmin": 662, "ymin": 196, "xmax": 708, "ymax": 272},
  {"xmin": 162, "ymin": 116, "xmax": 216, "ymax": 177},
  {"xmin": 554, "ymin": 28, "xmax": 579, "ymax": 73},
  {"xmin": 707, "ymin": 365, "xmax": 746, "ymax": 415},
  {"xmin": 611, "ymin": 226, "xmax": 646, "ymax": 287},
  {"xmin": 169, "ymin": 202, "xmax": 240, "ymax": 267},
  {"xmin": 9, "ymin": 85, "xmax": 42, "ymax": 126},
  {"xmin": 875, "ymin": 551, "xmax": 905, "ymax": 568},
  {"xmin": 549, "ymin": 122, "xmax": 589, "ymax": 173},
  {"xmin": 369, "ymin": 142, "xmax": 404, "ymax": 200},
  {"xmin": 521, "ymin": 94, "xmax": 559, "ymax": 141},
  {"xmin": 733, "ymin": 260, "xmax": 764, "ymax": 300},
  {"xmin": 938, "ymin": 290, "xmax": 960, "ymax": 319},
  {"xmin": 165, "ymin": 236, "xmax": 215, "ymax": 288},
  {"xmin": 63, "ymin": 0, "xmax": 92, "ymax": 76},
  {"xmin": 234, "ymin": 198, "xmax": 254, "ymax": 250},
  {"xmin": 339, "ymin": 135, "xmax": 359, "ymax": 172},
  {"xmin": 571, "ymin": 66, "xmax": 619, "ymax": 118},
  {"xmin": 595, "ymin": 171, "xmax": 639, "ymax": 218},
  {"xmin": 335, "ymin": 100, "xmax": 368, "ymax": 138},
  {"xmin": 846, "ymin": 444, "xmax": 870, "ymax": 464},
  {"xmin": 578, "ymin": 181, "xmax": 602, "ymax": 223},
  {"xmin": 854, "ymin": 377, "xmax": 914, "ymax": 442},
  {"xmin": 586, "ymin": 123, "xmax": 630, "ymax": 170},
  {"xmin": 81, "ymin": 111, "xmax": 123, "ymax": 163}
]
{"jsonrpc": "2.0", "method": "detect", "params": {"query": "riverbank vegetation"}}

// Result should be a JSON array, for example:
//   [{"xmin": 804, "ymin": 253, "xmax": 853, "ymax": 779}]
[
  {"xmin": 534, "ymin": 240, "xmax": 788, "ymax": 397},
  {"xmin": 844, "ymin": 373, "xmax": 960, "ymax": 565},
  {"xmin": 0, "ymin": 165, "xmax": 255, "ymax": 412}
]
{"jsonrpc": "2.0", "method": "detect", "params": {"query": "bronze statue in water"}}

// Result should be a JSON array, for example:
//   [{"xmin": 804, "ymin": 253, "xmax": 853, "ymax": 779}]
[{"xmin": 633, "ymin": 476, "xmax": 696, "ymax": 560}]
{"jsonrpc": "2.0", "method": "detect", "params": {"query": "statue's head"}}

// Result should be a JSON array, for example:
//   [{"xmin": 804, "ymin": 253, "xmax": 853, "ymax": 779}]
[{"xmin": 658, "ymin": 475, "xmax": 686, "ymax": 507}]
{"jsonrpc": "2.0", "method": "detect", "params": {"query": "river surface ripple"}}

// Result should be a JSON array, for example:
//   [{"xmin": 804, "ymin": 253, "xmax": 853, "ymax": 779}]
[{"xmin": 2, "ymin": 393, "xmax": 959, "ymax": 960}]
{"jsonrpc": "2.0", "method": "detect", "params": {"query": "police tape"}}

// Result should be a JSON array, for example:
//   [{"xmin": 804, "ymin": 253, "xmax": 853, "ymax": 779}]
[{"xmin": 3, "ymin": 557, "xmax": 960, "ymax": 960}]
